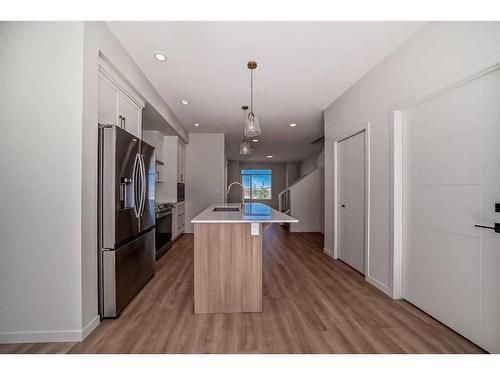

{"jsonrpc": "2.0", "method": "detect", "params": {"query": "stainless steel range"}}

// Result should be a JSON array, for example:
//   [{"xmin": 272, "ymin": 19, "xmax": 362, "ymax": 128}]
[{"xmin": 155, "ymin": 202, "xmax": 174, "ymax": 259}]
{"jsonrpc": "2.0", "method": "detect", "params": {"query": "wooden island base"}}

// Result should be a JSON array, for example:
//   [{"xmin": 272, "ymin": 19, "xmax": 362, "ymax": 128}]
[{"xmin": 194, "ymin": 223, "xmax": 262, "ymax": 314}]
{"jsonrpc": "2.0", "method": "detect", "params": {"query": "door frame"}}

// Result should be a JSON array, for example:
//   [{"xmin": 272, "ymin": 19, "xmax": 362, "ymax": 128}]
[
  {"xmin": 333, "ymin": 122, "xmax": 371, "ymax": 278},
  {"xmin": 390, "ymin": 54, "xmax": 500, "ymax": 299}
]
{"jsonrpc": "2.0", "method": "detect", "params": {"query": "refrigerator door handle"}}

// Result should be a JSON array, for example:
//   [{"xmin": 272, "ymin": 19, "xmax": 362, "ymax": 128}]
[
  {"xmin": 139, "ymin": 154, "xmax": 147, "ymax": 216},
  {"xmin": 132, "ymin": 153, "xmax": 141, "ymax": 218}
]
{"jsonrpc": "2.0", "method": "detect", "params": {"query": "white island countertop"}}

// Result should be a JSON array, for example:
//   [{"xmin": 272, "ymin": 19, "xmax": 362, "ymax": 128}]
[{"xmin": 191, "ymin": 203, "xmax": 298, "ymax": 224}]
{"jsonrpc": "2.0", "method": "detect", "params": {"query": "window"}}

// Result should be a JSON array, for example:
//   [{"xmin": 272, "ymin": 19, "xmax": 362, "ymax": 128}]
[{"xmin": 241, "ymin": 169, "xmax": 272, "ymax": 200}]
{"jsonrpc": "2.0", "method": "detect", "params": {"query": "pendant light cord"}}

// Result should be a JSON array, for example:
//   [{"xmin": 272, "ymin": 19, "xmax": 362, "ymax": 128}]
[
  {"xmin": 250, "ymin": 69, "xmax": 253, "ymax": 113},
  {"xmin": 243, "ymin": 106, "xmax": 247, "ymax": 140}
]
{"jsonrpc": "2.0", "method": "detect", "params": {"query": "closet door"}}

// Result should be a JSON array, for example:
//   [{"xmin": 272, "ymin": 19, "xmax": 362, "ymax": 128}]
[{"xmin": 338, "ymin": 131, "xmax": 366, "ymax": 274}]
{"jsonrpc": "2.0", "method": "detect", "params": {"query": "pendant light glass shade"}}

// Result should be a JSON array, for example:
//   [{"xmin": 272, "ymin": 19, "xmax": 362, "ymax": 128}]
[
  {"xmin": 244, "ymin": 112, "xmax": 261, "ymax": 137},
  {"xmin": 240, "ymin": 138, "xmax": 252, "ymax": 155}
]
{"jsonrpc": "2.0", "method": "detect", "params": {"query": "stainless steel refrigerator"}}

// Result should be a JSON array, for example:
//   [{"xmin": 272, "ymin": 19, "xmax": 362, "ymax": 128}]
[{"xmin": 98, "ymin": 125, "xmax": 156, "ymax": 318}]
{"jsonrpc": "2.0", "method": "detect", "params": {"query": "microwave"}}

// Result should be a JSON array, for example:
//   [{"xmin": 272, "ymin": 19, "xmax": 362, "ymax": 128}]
[{"xmin": 177, "ymin": 183, "xmax": 185, "ymax": 202}]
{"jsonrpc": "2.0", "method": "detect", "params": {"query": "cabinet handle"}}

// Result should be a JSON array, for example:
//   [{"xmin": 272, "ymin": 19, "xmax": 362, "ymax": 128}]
[
  {"xmin": 475, "ymin": 223, "xmax": 500, "ymax": 233},
  {"xmin": 123, "ymin": 116, "xmax": 126, "ymax": 129},
  {"xmin": 118, "ymin": 115, "xmax": 125, "ymax": 129}
]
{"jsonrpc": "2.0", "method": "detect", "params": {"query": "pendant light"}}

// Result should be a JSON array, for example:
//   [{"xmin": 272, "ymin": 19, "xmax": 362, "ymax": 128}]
[
  {"xmin": 239, "ymin": 138, "xmax": 252, "ymax": 155},
  {"xmin": 240, "ymin": 105, "xmax": 252, "ymax": 155},
  {"xmin": 244, "ymin": 61, "xmax": 262, "ymax": 137}
]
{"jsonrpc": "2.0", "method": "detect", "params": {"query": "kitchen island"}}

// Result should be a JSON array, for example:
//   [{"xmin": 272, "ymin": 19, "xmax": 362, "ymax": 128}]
[{"xmin": 191, "ymin": 203, "xmax": 298, "ymax": 314}]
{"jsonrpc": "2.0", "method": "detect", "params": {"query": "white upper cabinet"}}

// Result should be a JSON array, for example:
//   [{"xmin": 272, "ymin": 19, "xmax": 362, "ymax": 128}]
[
  {"xmin": 117, "ymin": 92, "xmax": 142, "ymax": 138},
  {"xmin": 98, "ymin": 60, "xmax": 145, "ymax": 139},
  {"xmin": 177, "ymin": 141, "xmax": 186, "ymax": 183},
  {"xmin": 160, "ymin": 136, "xmax": 186, "ymax": 201},
  {"xmin": 98, "ymin": 73, "xmax": 119, "ymax": 126}
]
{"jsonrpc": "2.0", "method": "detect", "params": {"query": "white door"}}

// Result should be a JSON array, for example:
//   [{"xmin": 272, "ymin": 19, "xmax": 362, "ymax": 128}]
[
  {"xmin": 338, "ymin": 131, "xmax": 366, "ymax": 274},
  {"xmin": 402, "ymin": 68, "xmax": 500, "ymax": 353}
]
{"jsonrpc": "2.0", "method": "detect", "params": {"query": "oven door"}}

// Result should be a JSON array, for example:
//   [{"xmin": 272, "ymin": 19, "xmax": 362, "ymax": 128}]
[{"xmin": 155, "ymin": 210, "xmax": 172, "ymax": 259}]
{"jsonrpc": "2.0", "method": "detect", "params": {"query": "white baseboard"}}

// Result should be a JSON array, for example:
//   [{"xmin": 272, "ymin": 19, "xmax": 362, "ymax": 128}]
[
  {"xmin": 365, "ymin": 275, "xmax": 393, "ymax": 297},
  {"xmin": 323, "ymin": 247, "xmax": 334, "ymax": 258},
  {"xmin": 324, "ymin": 250, "xmax": 392, "ymax": 297},
  {"xmin": 82, "ymin": 315, "xmax": 100, "ymax": 340},
  {"xmin": 0, "ymin": 315, "xmax": 100, "ymax": 344},
  {"xmin": 290, "ymin": 227, "xmax": 323, "ymax": 233},
  {"xmin": 0, "ymin": 329, "xmax": 83, "ymax": 344}
]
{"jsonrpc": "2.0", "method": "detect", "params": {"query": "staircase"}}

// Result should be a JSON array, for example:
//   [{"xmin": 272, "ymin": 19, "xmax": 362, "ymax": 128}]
[
  {"xmin": 278, "ymin": 167, "xmax": 324, "ymax": 233},
  {"xmin": 278, "ymin": 188, "xmax": 291, "ymax": 229},
  {"xmin": 278, "ymin": 189, "xmax": 290, "ymax": 215}
]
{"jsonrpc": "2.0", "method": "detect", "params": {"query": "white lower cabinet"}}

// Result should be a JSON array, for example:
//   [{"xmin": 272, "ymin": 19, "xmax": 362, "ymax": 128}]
[
  {"xmin": 172, "ymin": 207, "xmax": 178, "ymax": 240},
  {"xmin": 173, "ymin": 202, "xmax": 185, "ymax": 240}
]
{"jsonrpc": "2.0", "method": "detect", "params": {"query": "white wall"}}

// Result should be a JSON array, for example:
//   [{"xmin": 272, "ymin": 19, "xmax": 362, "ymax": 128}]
[
  {"xmin": 286, "ymin": 161, "xmax": 301, "ymax": 187},
  {"xmin": 289, "ymin": 168, "xmax": 324, "ymax": 233},
  {"xmin": 300, "ymin": 153, "xmax": 320, "ymax": 176},
  {"xmin": 0, "ymin": 22, "xmax": 86, "ymax": 342},
  {"xmin": 324, "ymin": 21, "xmax": 500, "ymax": 296},
  {"xmin": 185, "ymin": 134, "xmax": 226, "ymax": 233}
]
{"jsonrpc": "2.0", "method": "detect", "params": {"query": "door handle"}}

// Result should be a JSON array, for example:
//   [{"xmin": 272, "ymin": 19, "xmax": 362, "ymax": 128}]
[
  {"xmin": 475, "ymin": 223, "xmax": 500, "ymax": 233},
  {"xmin": 132, "ymin": 153, "xmax": 141, "ymax": 218},
  {"xmin": 341, "ymin": 204, "xmax": 346, "ymax": 207},
  {"xmin": 138, "ymin": 154, "xmax": 144, "ymax": 217},
  {"xmin": 139, "ymin": 154, "xmax": 147, "ymax": 216}
]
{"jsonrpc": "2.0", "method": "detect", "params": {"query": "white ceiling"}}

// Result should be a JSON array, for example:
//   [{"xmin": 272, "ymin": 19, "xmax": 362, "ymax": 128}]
[{"xmin": 108, "ymin": 21, "xmax": 423, "ymax": 161}]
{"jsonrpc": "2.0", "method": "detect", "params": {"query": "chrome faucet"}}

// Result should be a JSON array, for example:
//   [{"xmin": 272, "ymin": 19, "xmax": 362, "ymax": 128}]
[{"xmin": 227, "ymin": 181, "xmax": 245, "ymax": 208}]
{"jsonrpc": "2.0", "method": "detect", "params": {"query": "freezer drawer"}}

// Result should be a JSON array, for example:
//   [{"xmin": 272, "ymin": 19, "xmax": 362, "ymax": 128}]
[{"xmin": 101, "ymin": 229, "xmax": 155, "ymax": 317}]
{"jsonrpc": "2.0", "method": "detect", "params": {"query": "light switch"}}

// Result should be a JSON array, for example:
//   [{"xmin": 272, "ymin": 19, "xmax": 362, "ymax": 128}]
[{"xmin": 251, "ymin": 222, "xmax": 260, "ymax": 236}]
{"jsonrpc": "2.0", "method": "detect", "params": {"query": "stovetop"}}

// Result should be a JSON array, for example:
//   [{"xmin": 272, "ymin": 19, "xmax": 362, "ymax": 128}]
[{"xmin": 155, "ymin": 202, "xmax": 175, "ymax": 213}]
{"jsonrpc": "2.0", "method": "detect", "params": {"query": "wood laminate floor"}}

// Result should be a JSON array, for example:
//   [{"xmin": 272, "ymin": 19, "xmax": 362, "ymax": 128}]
[{"xmin": 0, "ymin": 225, "xmax": 485, "ymax": 354}]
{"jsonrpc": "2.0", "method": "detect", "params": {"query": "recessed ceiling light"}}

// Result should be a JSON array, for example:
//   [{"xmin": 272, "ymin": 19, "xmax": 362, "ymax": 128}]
[
  {"xmin": 289, "ymin": 123, "xmax": 297, "ymax": 127},
  {"xmin": 180, "ymin": 99, "xmax": 189, "ymax": 105},
  {"xmin": 194, "ymin": 123, "xmax": 199, "ymax": 127},
  {"xmin": 252, "ymin": 139, "xmax": 259, "ymax": 142},
  {"xmin": 266, "ymin": 155, "xmax": 273, "ymax": 159},
  {"xmin": 154, "ymin": 52, "xmax": 166, "ymax": 62}
]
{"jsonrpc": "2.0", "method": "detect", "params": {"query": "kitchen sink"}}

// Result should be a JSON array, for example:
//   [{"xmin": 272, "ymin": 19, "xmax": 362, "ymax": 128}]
[{"xmin": 213, "ymin": 206, "xmax": 241, "ymax": 212}]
